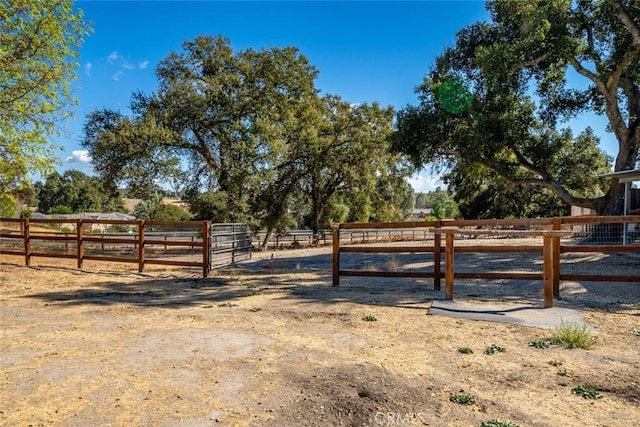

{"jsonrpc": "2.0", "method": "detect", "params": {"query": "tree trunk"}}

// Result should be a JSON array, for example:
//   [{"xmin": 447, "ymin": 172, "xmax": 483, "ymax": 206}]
[
  {"xmin": 260, "ymin": 226, "xmax": 274, "ymax": 252},
  {"xmin": 603, "ymin": 132, "xmax": 639, "ymax": 216}
]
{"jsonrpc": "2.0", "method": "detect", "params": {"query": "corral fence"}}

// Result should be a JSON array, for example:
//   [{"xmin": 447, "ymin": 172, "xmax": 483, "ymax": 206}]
[
  {"xmin": 0, "ymin": 219, "xmax": 253, "ymax": 277},
  {"xmin": 332, "ymin": 216, "xmax": 640, "ymax": 307},
  {"xmin": 253, "ymin": 228, "xmax": 442, "ymax": 250},
  {"xmin": 252, "ymin": 229, "xmax": 329, "ymax": 250}
]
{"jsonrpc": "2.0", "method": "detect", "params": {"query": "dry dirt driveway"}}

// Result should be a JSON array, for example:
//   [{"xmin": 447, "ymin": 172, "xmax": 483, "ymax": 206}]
[{"xmin": 1, "ymin": 247, "xmax": 639, "ymax": 426}]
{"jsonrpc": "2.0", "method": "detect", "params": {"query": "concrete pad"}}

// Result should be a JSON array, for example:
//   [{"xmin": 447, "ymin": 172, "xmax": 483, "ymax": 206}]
[{"xmin": 428, "ymin": 299, "xmax": 596, "ymax": 332}]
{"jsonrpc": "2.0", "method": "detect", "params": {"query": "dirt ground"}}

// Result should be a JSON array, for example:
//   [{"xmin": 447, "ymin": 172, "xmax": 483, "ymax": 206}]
[{"xmin": 1, "ymin": 247, "xmax": 639, "ymax": 427}]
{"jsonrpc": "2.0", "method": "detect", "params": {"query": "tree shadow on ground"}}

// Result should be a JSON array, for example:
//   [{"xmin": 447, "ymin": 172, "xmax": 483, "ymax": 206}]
[
  {"xmin": 235, "ymin": 251, "xmax": 640, "ymax": 313},
  {"xmin": 19, "ymin": 250, "xmax": 640, "ymax": 312}
]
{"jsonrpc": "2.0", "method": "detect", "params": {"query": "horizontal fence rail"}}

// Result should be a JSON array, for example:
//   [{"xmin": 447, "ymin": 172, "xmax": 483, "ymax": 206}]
[
  {"xmin": 253, "ymin": 227, "xmax": 439, "ymax": 250},
  {"xmin": 332, "ymin": 216, "xmax": 640, "ymax": 307},
  {"xmin": 252, "ymin": 229, "xmax": 330, "ymax": 249},
  {"xmin": 0, "ymin": 219, "xmax": 253, "ymax": 277}
]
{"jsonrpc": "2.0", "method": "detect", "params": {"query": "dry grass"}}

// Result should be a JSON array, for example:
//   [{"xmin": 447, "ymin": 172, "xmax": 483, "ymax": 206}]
[{"xmin": 1, "ymin": 251, "xmax": 639, "ymax": 426}]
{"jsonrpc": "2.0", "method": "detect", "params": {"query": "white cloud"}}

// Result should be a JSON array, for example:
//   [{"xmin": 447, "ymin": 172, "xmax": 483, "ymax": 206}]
[
  {"xmin": 407, "ymin": 172, "xmax": 444, "ymax": 193},
  {"xmin": 123, "ymin": 61, "xmax": 136, "ymax": 70},
  {"xmin": 139, "ymin": 60, "xmax": 149, "ymax": 70},
  {"xmin": 113, "ymin": 70, "xmax": 123, "ymax": 81},
  {"xmin": 84, "ymin": 62, "xmax": 92, "ymax": 76},
  {"xmin": 107, "ymin": 51, "xmax": 120, "ymax": 64},
  {"xmin": 65, "ymin": 150, "xmax": 92, "ymax": 164}
]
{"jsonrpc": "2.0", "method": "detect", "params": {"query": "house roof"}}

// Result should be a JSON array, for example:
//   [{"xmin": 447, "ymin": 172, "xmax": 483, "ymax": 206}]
[{"xmin": 599, "ymin": 169, "xmax": 640, "ymax": 183}]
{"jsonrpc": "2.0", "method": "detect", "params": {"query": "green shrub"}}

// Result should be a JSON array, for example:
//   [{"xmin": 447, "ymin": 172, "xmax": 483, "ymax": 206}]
[
  {"xmin": 484, "ymin": 344, "xmax": 506, "ymax": 355},
  {"xmin": 572, "ymin": 385, "xmax": 601, "ymax": 399},
  {"xmin": 529, "ymin": 340, "xmax": 552, "ymax": 349},
  {"xmin": 552, "ymin": 321, "xmax": 596, "ymax": 349},
  {"xmin": 48, "ymin": 205, "xmax": 73, "ymax": 214},
  {"xmin": 0, "ymin": 193, "xmax": 17, "ymax": 218},
  {"xmin": 450, "ymin": 394, "xmax": 475, "ymax": 405}
]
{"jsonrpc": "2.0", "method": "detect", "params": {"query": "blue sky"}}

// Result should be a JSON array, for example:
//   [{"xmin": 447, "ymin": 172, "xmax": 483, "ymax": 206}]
[{"xmin": 59, "ymin": 0, "xmax": 614, "ymax": 192}]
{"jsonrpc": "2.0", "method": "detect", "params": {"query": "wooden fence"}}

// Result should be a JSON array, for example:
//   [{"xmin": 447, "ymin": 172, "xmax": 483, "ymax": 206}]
[
  {"xmin": 332, "ymin": 216, "xmax": 640, "ymax": 307},
  {"xmin": 0, "ymin": 219, "xmax": 253, "ymax": 277}
]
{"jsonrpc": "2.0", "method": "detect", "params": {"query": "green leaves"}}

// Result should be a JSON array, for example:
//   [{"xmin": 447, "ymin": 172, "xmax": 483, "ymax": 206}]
[
  {"xmin": 392, "ymin": 0, "xmax": 634, "ymax": 217},
  {"xmin": 436, "ymin": 77, "xmax": 474, "ymax": 114},
  {"xmin": 34, "ymin": 170, "xmax": 125, "ymax": 214},
  {"xmin": 0, "ymin": 0, "xmax": 90, "ymax": 188},
  {"xmin": 82, "ymin": 35, "xmax": 408, "ymax": 237}
]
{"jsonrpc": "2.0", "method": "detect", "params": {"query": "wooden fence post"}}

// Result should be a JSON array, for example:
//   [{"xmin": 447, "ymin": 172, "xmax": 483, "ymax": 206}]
[
  {"xmin": 543, "ymin": 234, "xmax": 554, "ymax": 308},
  {"xmin": 332, "ymin": 225, "xmax": 340, "ymax": 286},
  {"xmin": 24, "ymin": 218, "xmax": 30, "ymax": 266},
  {"xmin": 138, "ymin": 221, "xmax": 145, "ymax": 273},
  {"xmin": 433, "ymin": 221, "xmax": 442, "ymax": 291},
  {"xmin": 77, "ymin": 219, "xmax": 84, "ymax": 269},
  {"xmin": 552, "ymin": 218, "xmax": 562, "ymax": 297},
  {"xmin": 445, "ymin": 232, "xmax": 454, "ymax": 300},
  {"xmin": 202, "ymin": 221, "xmax": 210, "ymax": 278}
]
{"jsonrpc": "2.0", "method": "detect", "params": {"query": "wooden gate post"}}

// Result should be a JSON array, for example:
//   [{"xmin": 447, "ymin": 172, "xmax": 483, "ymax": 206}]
[
  {"xmin": 552, "ymin": 218, "xmax": 562, "ymax": 297},
  {"xmin": 433, "ymin": 221, "xmax": 442, "ymax": 291},
  {"xmin": 332, "ymin": 224, "xmax": 340, "ymax": 286},
  {"xmin": 445, "ymin": 232, "xmax": 454, "ymax": 300},
  {"xmin": 543, "ymin": 234, "xmax": 554, "ymax": 308}
]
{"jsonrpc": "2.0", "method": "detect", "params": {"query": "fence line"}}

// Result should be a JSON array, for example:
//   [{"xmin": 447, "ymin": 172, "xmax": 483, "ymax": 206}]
[
  {"xmin": 332, "ymin": 216, "xmax": 640, "ymax": 307},
  {"xmin": 0, "ymin": 219, "xmax": 254, "ymax": 277},
  {"xmin": 252, "ymin": 230, "xmax": 330, "ymax": 249}
]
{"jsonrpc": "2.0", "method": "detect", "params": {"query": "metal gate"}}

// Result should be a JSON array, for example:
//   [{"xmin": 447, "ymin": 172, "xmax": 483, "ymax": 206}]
[{"xmin": 209, "ymin": 223, "xmax": 252, "ymax": 270}]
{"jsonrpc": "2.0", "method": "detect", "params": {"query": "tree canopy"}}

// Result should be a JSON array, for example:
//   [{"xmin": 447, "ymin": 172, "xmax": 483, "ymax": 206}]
[
  {"xmin": 34, "ymin": 170, "xmax": 125, "ymax": 214},
  {"xmin": 392, "ymin": 0, "xmax": 639, "ymax": 216},
  {"xmin": 132, "ymin": 193, "xmax": 192, "ymax": 221},
  {"xmin": 0, "ymin": 0, "xmax": 89, "ymax": 189},
  {"xmin": 82, "ymin": 36, "xmax": 409, "ymax": 241}
]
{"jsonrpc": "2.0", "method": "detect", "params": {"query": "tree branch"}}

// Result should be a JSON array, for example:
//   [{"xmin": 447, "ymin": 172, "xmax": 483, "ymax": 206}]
[
  {"xmin": 563, "ymin": 53, "xmax": 607, "ymax": 93},
  {"xmin": 609, "ymin": 0, "xmax": 640, "ymax": 43},
  {"xmin": 607, "ymin": 0, "xmax": 640, "ymax": 89},
  {"xmin": 472, "ymin": 152, "xmax": 602, "ymax": 210},
  {"xmin": 516, "ymin": 52, "xmax": 552, "ymax": 68},
  {"xmin": 190, "ymin": 128, "xmax": 219, "ymax": 171},
  {"xmin": 564, "ymin": 50, "xmax": 630, "ymax": 143}
]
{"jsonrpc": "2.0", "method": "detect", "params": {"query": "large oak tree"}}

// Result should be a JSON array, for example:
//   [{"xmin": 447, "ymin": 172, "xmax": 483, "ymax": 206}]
[
  {"xmin": 393, "ymin": 0, "xmax": 639, "ymax": 216},
  {"xmin": 82, "ymin": 36, "xmax": 408, "ymax": 243}
]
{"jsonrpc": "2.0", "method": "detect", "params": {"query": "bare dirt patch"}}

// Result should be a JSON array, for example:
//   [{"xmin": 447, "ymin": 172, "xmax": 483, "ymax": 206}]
[{"xmin": 1, "ymin": 248, "xmax": 639, "ymax": 426}]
